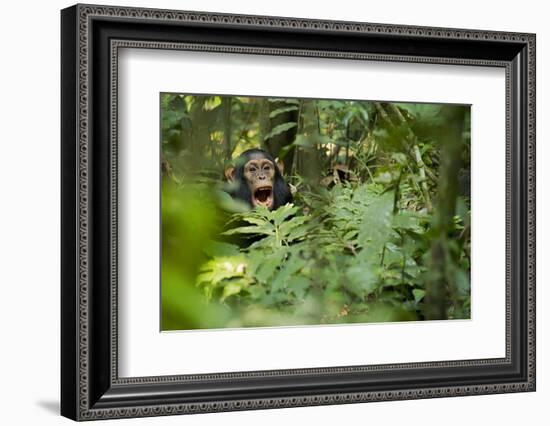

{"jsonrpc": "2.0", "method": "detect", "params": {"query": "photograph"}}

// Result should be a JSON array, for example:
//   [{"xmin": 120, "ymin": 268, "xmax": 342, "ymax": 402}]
[
  {"xmin": 58, "ymin": 3, "xmax": 535, "ymax": 420},
  {"xmin": 160, "ymin": 93, "xmax": 472, "ymax": 331}
]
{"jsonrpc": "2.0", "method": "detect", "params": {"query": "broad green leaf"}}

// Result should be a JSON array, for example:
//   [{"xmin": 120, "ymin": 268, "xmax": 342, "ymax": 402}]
[
  {"xmin": 268, "ymin": 98, "xmax": 300, "ymax": 105},
  {"xmin": 272, "ymin": 204, "xmax": 298, "ymax": 227},
  {"xmin": 242, "ymin": 216, "xmax": 272, "ymax": 227},
  {"xmin": 278, "ymin": 215, "xmax": 308, "ymax": 240},
  {"xmin": 222, "ymin": 225, "xmax": 274, "ymax": 236},
  {"xmin": 269, "ymin": 105, "xmax": 299, "ymax": 118},
  {"xmin": 357, "ymin": 191, "xmax": 395, "ymax": 260},
  {"xmin": 263, "ymin": 122, "xmax": 297, "ymax": 141}
]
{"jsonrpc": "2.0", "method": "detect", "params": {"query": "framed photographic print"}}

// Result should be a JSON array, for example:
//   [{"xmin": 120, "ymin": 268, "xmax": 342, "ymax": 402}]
[{"xmin": 61, "ymin": 3, "xmax": 536, "ymax": 421}]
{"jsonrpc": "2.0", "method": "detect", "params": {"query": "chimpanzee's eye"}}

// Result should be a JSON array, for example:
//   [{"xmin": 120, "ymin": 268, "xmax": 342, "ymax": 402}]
[
  {"xmin": 263, "ymin": 164, "xmax": 272, "ymax": 171},
  {"xmin": 249, "ymin": 166, "xmax": 257, "ymax": 173}
]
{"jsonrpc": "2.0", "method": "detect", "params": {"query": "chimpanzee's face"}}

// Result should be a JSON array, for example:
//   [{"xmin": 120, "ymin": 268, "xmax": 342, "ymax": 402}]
[
  {"xmin": 225, "ymin": 148, "xmax": 293, "ymax": 211},
  {"xmin": 243, "ymin": 153, "xmax": 276, "ymax": 209}
]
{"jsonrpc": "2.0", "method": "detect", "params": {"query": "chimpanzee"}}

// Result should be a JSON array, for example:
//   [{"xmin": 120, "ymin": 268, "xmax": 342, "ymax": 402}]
[{"xmin": 224, "ymin": 148, "xmax": 293, "ymax": 210}]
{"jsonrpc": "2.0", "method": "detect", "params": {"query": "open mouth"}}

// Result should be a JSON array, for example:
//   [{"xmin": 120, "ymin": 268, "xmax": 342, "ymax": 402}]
[{"xmin": 253, "ymin": 186, "xmax": 273, "ymax": 208}]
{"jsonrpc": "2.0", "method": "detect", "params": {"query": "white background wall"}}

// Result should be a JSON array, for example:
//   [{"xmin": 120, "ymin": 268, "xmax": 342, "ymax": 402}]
[{"xmin": 0, "ymin": 0, "xmax": 546, "ymax": 424}]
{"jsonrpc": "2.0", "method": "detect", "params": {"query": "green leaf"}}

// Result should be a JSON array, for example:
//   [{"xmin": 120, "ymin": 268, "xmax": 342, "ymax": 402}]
[
  {"xmin": 215, "ymin": 190, "xmax": 250, "ymax": 213},
  {"xmin": 255, "ymin": 252, "xmax": 285, "ymax": 283},
  {"xmin": 392, "ymin": 211, "xmax": 426, "ymax": 232},
  {"xmin": 345, "ymin": 264, "xmax": 378, "ymax": 298},
  {"xmin": 268, "ymin": 98, "xmax": 300, "ymax": 105},
  {"xmin": 343, "ymin": 230, "xmax": 359, "ymax": 240},
  {"xmin": 412, "ymin": 289, "xmax": 426, "ymax": 303},
  {"xmin": 242, "ymin": 216, "xmax": 271, "ymax": 227},
  {"xmin": 162, "ymin": 109, "xmax": 189, "ymax": 130},
  {"xmin": 394, "ymin": 103, "xmax": 445, "ymax": 125},
  {"xmin": 269, "ymin": 105, "xmax": 299, "ymax": 119},
  {"xmin": 357, "ymin": 191, "xmax": 395, "ymax": 260},
  {"xmin": 272, "ymin": 204, "xmax": 298, "ymax": 227},
  {"xmin": 271, "ymin": 256, "xmax": 306, "ymax": 292},
  {"xmin": 287, "ymin": 276, "xmax": 310, "ymax": 299},
  {"xmin": 263, "ymin": 122, "xmax": 298, "ymax": 141},
  {"xmin": 203, "ymin": 96, "xmax": 222, "ymax": 111},
  {"xmin": 221, "ymin": 280, "xmax": 247, "ymax": 301},
  {"xmin": 198, "ymin": 256, "xmax": 247, "ymax": 281},
  {"xmin": 279, "ymin": 216, "xmax": 310, "ymax": 242},
  {"xmin": 222, "ymin": 225, "xmax": 274, "ymax": 236},
  {"xmin": 455, "ymin": 269, "xmax": 470, "ymax": 297}
]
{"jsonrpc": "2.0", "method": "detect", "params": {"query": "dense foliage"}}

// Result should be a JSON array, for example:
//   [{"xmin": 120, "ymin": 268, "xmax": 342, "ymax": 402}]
[{"xmin": 160, "ymin": 94, "xmax": 471, "ymax": 330}]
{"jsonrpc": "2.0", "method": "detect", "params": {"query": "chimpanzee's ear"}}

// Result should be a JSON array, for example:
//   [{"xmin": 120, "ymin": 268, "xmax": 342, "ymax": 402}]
[
  {"xmin": 224, "ymin": 166, "xmax": 236, "ymax": 182},
  {"xmin": 275, "ymin": 157, "xmax": 284, "ymax": 175}
]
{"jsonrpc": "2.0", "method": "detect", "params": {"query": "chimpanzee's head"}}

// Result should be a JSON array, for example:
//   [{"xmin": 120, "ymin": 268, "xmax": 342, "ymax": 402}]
[{"xmin": 225, "ymin": 148, "xmax": 293, "ymax": 210}]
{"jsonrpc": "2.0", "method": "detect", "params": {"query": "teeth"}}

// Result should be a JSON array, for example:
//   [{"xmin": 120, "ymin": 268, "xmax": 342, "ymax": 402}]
[{"xmin": 253, "ymin": 187, "xmax": 272, "ymax": 207}]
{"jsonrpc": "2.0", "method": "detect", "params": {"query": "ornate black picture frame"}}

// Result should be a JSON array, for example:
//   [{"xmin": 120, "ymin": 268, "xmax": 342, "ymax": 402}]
[{"xmin": 61, "ymin": 3, "xmax": 536, "ymax": 421}]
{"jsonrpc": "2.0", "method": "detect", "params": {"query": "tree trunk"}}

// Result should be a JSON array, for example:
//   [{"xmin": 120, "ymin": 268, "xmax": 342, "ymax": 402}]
[
  {"xmin": 222, "ymin": 97, "xmax": 232, "ymax": 161},
  {"xmin": 423, "ymin": 106, "xmax": 465, "ymax": 320},
  {"xmin": 263, "ymin": 99, "xmax": 298, "ymax": 169}
]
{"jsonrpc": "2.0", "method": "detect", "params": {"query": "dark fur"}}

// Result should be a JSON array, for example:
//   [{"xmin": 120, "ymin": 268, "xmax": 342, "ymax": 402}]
[{"xmin": 228, "ymin": 148, "xmax": 293, "ymax": 209}]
